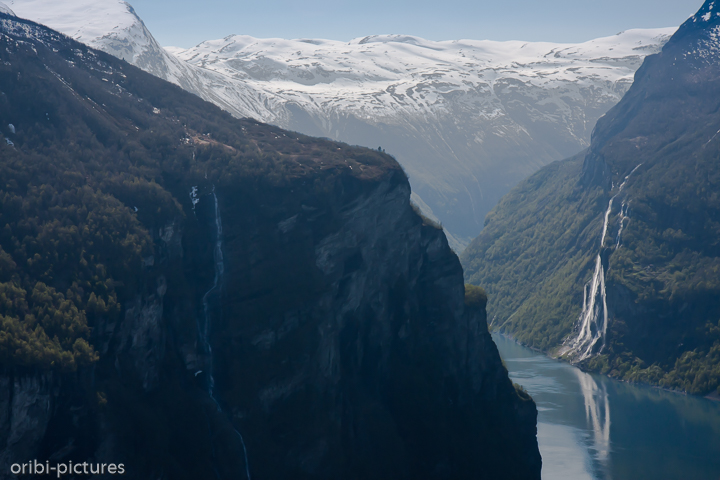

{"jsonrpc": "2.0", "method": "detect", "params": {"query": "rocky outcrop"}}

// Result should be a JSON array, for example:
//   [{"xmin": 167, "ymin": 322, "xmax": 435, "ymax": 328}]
[
  {"xmin": 208, "ymin": 169, "xmax": 540, "ymax": 479},
  {"xmin": 0, "ymin": 373, "xmax": 54, "ymax": 476},
  {"xmin": 0, "ymin": 13, "xmax": 541, "ymax": 479},
  {"xmin": 115, "ymin": 277, "xmax": 166, "ymax": 392}
]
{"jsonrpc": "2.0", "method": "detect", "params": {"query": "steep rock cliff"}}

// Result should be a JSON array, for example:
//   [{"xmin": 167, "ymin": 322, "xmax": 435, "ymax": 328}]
[
  {"xmin": 207, "ymin": 169, "xmax": 539, "ymax": 479},
  {"xmin": 0, "ymin": 13, "xmax": 540, "ymax": 480}
]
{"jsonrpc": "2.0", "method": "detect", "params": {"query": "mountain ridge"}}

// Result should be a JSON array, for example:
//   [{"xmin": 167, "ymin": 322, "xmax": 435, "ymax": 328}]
[{"xmin": 7, "ymin": 0, "xmax": 676, "ymax": 249}]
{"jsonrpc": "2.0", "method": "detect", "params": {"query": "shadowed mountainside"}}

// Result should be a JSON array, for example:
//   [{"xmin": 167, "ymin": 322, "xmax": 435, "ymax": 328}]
[{"xmin": 0, "ymin": 13, "xmax": 540, "ymax": 479}]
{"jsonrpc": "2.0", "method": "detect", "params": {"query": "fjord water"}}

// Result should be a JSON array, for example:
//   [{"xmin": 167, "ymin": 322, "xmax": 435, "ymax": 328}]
[{"xmin": 493, "ymin": 334, "xmax": 720, "ymax": 480}]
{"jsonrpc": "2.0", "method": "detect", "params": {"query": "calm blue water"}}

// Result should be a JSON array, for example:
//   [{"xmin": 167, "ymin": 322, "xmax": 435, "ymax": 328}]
[{"xmin": 493, "ymin": 334, "xmax": 720, "ymax": 480}]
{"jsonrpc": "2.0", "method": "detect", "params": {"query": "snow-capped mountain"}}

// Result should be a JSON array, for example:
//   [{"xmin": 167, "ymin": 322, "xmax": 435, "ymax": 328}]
[
  {"xmin": 7, "ymin": 0, "xmax": 675, "ymax": 250},
  {"xmin": 0, "ymin": 2, "xmax": 13, "ymax": 16},
  {"xmin": 7, "ymin": 0, "xmax": 169, "ymax": 76},
  {"xmin": 172, "ymin": 30, "xmax": 673, "ymax": 248},
  {"xmin": 5, "ymin": 0, "xmax": 274, "ymax": 120}
]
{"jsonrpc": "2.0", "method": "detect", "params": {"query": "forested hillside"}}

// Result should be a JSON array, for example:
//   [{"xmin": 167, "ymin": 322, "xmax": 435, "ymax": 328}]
[
  {"xmin": 0, "ymin": 11, "xmax": 396, "ymax": 371},
  {"xmin": 462, "ymin": 0, "xmax": 720, "ymax": 396}
]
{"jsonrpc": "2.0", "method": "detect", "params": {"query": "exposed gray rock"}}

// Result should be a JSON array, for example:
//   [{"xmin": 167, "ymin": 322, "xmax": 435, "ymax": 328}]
[
  {"xmin": 0, "ymin": 373, "xmax": 54, "ymax": 478},
  {"xmin": 212, "ymin": 170, "xmax": 541, "ymax": 479},
  {"xmin": 117, "ymin": 276, "xmax": 166, "ymax": 391}
]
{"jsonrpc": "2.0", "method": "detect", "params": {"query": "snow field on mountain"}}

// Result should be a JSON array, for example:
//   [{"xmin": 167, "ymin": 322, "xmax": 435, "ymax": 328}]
[
  {"xmin": 7, "ymin": 0, "xmax": 138, "ymax": 46},
  {"xmin": 4, "ymin": 0, "xmax": 678, "ymax": 247},
  {"xmin": 171, "ymin": 29, "xmax": 675, "ymax": 122}
]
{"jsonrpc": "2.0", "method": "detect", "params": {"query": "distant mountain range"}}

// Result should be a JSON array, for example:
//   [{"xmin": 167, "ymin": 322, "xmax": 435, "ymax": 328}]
[
  {"xmin": 4, "ymin": 0, "xmax": 675, "ymax": 250},
  {"xmin": 462, "ymin": 0, "xmax": 720, "ymax": 396}
]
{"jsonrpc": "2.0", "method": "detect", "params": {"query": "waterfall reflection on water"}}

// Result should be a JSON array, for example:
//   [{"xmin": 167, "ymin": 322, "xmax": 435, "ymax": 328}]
[
  {"xmin": 493, "ymin": 333, "xmax": 720, "ymax": 480},
  {"xmin": 573, "ymin": 369, "xmax": 610, "ymax": 467}
]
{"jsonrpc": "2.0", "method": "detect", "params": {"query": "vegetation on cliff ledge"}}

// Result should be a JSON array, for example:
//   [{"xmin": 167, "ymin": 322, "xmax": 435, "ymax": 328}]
[{"xmin": 0, "ymin": 17, "xmax": 399, "ymax": 371}]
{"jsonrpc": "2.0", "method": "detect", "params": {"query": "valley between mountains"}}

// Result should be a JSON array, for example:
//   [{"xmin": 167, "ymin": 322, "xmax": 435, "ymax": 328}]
[
  {"xmin": 5, "ymin": 0, "xmax": 674, "ymax": 249},
  {"xmin": 1, "ymin": 0, "xmax": 719, "ymax": 479},
  {"xmin": 462, "ymin": 0, "xmax": 720, "ymax": 397},
  {"xmin": 0, "ymin": 10, "xmax": 540, "ymax": 479}
]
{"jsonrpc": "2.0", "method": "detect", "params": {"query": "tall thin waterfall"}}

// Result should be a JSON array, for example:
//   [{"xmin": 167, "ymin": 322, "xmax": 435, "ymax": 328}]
[
  {"xmin": 615, "ymin": 202, "xmax": 630, "ymax": 249},
  {"xmin": 197, "ymin": 187, "xmax": 252, "ymax": 480},
  {"xmin": 566, "ymin": 165, "xmax": 641, "ymax": 361},
  {"xmin": 200, "ymin": 188, "xmax": 224, "ymax": 397}
]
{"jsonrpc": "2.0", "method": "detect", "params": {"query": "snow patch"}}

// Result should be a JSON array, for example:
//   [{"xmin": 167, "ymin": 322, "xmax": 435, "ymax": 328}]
[
  {"xmin": 0, "ymin": 2, "xmax": 15, "ymax": 16},
  {"xmin": 163, "ymin": 45, "xmax": 186, "ymax": 56}
]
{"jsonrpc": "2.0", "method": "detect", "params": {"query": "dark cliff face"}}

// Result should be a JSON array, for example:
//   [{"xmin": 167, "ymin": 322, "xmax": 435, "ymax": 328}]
[
  {"xmin": 0, "ymin": 14, "xmax": 540, "ymax": 480},
  {"xmin": 462, "ymin": 0, "xmax": 720, "ymax": 395},
  {"xmin": 207, "ymin": 170, "xmax": 540, "ymax": 479}
]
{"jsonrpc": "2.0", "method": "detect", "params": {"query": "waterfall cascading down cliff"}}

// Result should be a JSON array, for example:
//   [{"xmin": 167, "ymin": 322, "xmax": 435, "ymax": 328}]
[
  {"xmin": 565, "ymin": 165, "xmax": 641, "ymax": 362},
  {"xmin": 615, "ymin": 201, "xmax": 630, "ymax": 249},
  {"xmin": 197, "ymin": 187, "xmax": 252, "ymax": 480}
]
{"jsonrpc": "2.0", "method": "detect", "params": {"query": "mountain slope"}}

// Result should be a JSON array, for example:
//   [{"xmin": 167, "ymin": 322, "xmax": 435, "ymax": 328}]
[
  {"xmin": 174, "ymin": 29, "xmax": 673, "ymax": 248},
  {"xmin": 0, "ymin": 12, "xmax": 540, "ymax": 479},
  {"xmin": 5, "ymin": 0, "xmax": 281, "ymax": 121},
  {"xmin": 6, "ymin": 0, "xmax": 674, "ymax": 249},
  {"xmin": 462, "ymin": 0, "xmax": 720, "ymax": 396}
]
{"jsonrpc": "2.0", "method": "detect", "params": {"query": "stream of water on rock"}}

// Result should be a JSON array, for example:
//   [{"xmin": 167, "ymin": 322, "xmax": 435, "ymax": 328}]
[
  {"xmin": 198, "ymin": 188, "xmax": 252, "ymax": 480},
  {"xmin": 493, "ymin": 333, "xmax": 720, "ymax": 480},
  {"xmin": 565, "ymin": 164, "xmax": 641, "ymax": 361}
]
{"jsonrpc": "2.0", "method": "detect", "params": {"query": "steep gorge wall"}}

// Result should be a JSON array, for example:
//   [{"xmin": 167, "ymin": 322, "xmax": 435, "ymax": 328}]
[
  {"xmin": 0, "ymin": 14, "xmax": 540, "ymax": 480},
  {"xmin": 207, "ymin": 169, "xmax": 540, "ymax": 479},
  {"xmin": 0, "ymin": 169, "xmax": 541, "ymax": 480}
]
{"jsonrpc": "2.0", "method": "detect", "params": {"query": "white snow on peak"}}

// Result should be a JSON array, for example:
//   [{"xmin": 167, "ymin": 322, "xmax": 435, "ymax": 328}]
[
  {"xmin": 0, "ymin": 2, "xmax": 15, "ymax": 16},
  {"xmin": 6, "ymin": 0, "xmax": 678, "ymax": 248},
  {"xmin": 172, "ymin": 27, "xmax": 674, "ymax": 123},
  {"xmin": 5, "ymin": 0, "xmax": 264, "ymax": 117},
  {"xmin": 7, "ymin": 0, "xmax": 675, "ymax": 127},
  {"xmin": 163, "ymin": 46, "xmax": 186, "ymax": 56},
  {"xmin": 8, "ymin": 0, "xmax": 137, "ymax": 48}
]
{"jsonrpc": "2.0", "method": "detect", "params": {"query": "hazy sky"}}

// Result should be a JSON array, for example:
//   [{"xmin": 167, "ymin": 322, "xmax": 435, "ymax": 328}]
[{"xmin": 129, "ymin": 0, "xmax": 701, "ymax": 48}]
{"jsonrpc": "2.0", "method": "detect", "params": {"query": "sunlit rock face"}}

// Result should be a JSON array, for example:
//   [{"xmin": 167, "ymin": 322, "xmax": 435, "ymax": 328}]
[{"xmin": 462, "ymin": 0, "xmax": 720, "ymax": 395}]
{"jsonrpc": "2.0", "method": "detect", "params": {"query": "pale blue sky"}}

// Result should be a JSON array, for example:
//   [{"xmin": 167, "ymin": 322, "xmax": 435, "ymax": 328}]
[{"xmin": 129, "ymin": 0, "xmax": 702, "ymax": 48}]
